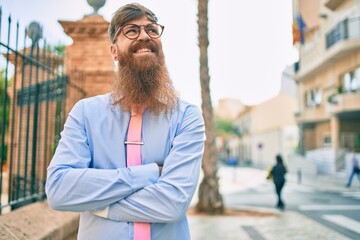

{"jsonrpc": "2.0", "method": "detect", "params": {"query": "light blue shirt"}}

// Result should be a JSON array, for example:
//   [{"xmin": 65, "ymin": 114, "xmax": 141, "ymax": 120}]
[{"xmin": 45, "ymin": 93, "xmax": 205, "ymax": 240}]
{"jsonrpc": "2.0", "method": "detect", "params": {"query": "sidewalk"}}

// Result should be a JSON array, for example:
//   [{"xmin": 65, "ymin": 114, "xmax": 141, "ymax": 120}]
[
  {"xmin": 188, "ymin": 166, "xmax": 356, "ymax": 240},
  {"xmin": 189, "ymin": 211, "xmax": 350, "ymax": 240},
  {"xmin": 287, "ymin": 170, "xmax": 360, "ymax": 193}
]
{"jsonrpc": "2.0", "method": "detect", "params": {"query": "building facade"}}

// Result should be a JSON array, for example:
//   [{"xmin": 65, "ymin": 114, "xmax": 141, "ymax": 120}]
[
  {"xmin": 234, "ymin": 67, "xmax": 299, "ymax": 168},
  {"xmin": 294, "ymin": 0, "xmax": 360, "ymax": 173}
]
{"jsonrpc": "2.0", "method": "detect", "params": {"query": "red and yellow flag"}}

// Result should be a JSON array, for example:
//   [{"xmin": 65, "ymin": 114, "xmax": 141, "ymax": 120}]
[
  {"xmin": 292, "ymin": 21, "xmax": 300, "ymax": 45},
  {"xmin": 293, "ymin": 13, "xmax": 307, "ymax": 45}
]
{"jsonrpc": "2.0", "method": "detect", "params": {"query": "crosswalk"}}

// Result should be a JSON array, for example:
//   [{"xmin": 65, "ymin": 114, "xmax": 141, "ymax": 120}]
[
  {"xmin": 298, "ymin": 191, "xmax": 360, "ymax": 211},
  {"xmin": 298, "ymin": 191, "xmax": 360, "ymax": 237},
  {"xmin": 322, "ymin": 215, "xmax": 360, "ymax": 235},
  {"xmin": 298, "ymin": 208, "xmax": 360, "ymax": 237},
  {"xmin": 341, "ymin": 191, "xmax": 360, "ymax": 200},
  {"xmin": 299, "ymin": 205, "xmax": 360, "ymax": 211}
]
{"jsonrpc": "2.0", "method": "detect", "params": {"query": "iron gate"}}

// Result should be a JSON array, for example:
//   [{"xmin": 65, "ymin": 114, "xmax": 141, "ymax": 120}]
[{"xmin": 0, "ymin": 7, "xmax": 85, "ymax": 214}]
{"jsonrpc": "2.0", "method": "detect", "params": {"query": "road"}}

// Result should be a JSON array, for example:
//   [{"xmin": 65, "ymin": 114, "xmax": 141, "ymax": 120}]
[{"xmin": 219, "ymin": 167, "xmax": 360, "ymax": 240}]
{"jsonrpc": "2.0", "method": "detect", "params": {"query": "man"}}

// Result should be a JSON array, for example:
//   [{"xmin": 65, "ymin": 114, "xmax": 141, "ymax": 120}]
[
  {"xmin": 346, "ymin": 149, "xmax": 360, "ymax": 188},
  {"xmin": 45, "ymin": 3, "xmax": 205, "ymax": 240}
]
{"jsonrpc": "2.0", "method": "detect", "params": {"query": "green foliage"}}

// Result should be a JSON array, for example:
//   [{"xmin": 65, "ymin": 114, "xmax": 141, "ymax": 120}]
[
  {"xmin": 337, "ymin": 85, "xmax": 343, "ymax": 94},
  {"xmin": 0, "ymin": 69, "xmax": 10, "ymax": 135},
  {"xmin": 0, "ymin": 69, "xmax": 10, "ymax": 163},
  {"xmin": 215, "ymin": 118, "xmax": 240, "ymax": 137},
  {"xmin": 53, "ymin": 44, "xmax": 65, "ymax": 56}
]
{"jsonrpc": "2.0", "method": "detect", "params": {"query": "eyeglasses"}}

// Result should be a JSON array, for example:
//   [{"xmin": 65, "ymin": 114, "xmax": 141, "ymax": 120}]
[{"xmin": 113, "ymin": 23, "xmax": 164, "ymax": 42}]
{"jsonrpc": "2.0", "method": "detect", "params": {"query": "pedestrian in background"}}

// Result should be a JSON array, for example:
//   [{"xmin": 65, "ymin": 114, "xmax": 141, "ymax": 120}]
[
  {"xmin": 346, "ymin": 149, "xmax": 360, "ymax": 188},
  {"xmin": 269, "ymin": 154, "xmax": 287, "ymax": 210}
]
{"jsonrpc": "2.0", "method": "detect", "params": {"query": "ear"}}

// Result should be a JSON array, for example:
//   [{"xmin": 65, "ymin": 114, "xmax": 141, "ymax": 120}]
[{"xmin": 110, "ymin": 44, "xmax": 118, "ymax": 60}]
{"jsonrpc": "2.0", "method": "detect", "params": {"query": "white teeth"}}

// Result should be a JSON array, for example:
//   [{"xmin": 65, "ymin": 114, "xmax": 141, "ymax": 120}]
[{"xmin": 136, "ymin": 48, "xmax": 151, "ymax": 53}]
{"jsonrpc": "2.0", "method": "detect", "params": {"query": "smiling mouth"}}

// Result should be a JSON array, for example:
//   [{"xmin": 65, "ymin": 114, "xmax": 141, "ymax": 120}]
[{"xmin": 134, "ymin": 48, "xmax": 153, "ymax": 54}]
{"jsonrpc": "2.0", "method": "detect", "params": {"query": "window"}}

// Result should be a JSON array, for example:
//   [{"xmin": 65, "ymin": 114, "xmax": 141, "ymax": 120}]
[
  {"xmin": 353, "ymin": 68, "xmax": 360, "ymax": 90},
  {"xmin": 342, "ymin": 68, "xmax": 360, "ymax": 92},
  {"xmin": 305, "ymin": 88, "xmax": 322, "ymax": 108},
  {"xmin": 343, "ymin": 73, "xmax": 352, "ymax": 92},
  {"xmin": 323, "ymin": 133, "xmax": 331, "ymax": 147}
]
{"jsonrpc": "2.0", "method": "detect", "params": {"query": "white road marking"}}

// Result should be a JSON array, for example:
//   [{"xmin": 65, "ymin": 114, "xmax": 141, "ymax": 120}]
[
  {"xmin": 322, "ymin": 215, "xmax": 360, "ymax": 234},
  {"xmin": 299, "ymin": 205, "xmax": 360, "ymax": 211},
  {"xmin": 341, "ymin": 192, "xmax": 360, "ymax": 200}
]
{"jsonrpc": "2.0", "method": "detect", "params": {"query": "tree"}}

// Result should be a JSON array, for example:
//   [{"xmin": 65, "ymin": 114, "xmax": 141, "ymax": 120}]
[
  {"xmin": 196, "ymin": 0, "xmax": 224, "ymax": 214},
  {"xmin": 216, "ymin": 118, "xmax": 240, "ymax": 137},
  {"xmin": 0, "ymin": 69, "xmax": 10, "ymax": 164}
]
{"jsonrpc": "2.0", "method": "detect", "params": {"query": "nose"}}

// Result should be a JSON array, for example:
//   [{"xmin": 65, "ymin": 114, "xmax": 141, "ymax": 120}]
[{"xmin": 137, "ymin": 26, "xmax": 150, "ymax": 41}]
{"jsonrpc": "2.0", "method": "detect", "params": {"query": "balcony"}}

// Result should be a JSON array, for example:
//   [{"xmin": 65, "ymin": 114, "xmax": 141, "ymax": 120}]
[
  {"xmin": 295, "ymin": 107, "xmax": 330, "ymax": 124},
  {"xmin": 326, "ymin": 17, "xmax": 360, "ymax": 49},
  {"xmin": 325, "ymin": 0, "xmax": 345, "ymax": 11},
  {"xmin": 326, "ymin": 92, "xmax": 360, "ymax": 114},
  {"xmin": 296, "ymin": 17, "xmax": 360, "ymax": 81}
]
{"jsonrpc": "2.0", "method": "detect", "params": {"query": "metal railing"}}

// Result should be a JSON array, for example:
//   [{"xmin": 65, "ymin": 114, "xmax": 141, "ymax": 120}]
[
  {"xmin": 0, "ymin": 7, "xmax": 85, "ymax": 214},
  {"xmin": 326, "ymin": 17, "xmax": 360, "ymax": 49}
]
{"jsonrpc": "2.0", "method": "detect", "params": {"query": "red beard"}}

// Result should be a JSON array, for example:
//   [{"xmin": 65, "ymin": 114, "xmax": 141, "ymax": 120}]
[{"xmin": 111, "ymin": 41, "xmax": 177, "ymax": 113}]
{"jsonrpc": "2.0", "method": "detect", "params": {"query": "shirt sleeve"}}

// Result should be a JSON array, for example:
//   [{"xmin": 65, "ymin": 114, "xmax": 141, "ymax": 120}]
[
  {"xmin": 104, "ymin": 105, "xmax": 205, "ymax": 223},
  {"xmin": 45, "ymin": 100, "xmax": 159, "ymax": 212}
]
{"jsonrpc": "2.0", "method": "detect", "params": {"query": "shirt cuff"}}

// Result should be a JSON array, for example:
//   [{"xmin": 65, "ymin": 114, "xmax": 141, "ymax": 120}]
[
  {"xmin": 93, "ymin": 207, "xmax": 109, "ymax": 218},
  {"xmin": 128, "ymin": 163, "xmax": 159, "ymax": 191}
]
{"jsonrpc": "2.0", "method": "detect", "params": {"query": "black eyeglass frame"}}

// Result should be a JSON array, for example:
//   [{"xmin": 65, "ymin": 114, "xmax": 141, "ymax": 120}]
[{"xmin": 112, "ymin": 23, "xmax": 165, "ymax": 43}]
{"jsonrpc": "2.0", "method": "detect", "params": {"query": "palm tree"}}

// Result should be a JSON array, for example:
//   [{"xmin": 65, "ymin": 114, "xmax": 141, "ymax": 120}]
[{"xmin": 196, "ymin": 0, "xmax": 224, "ymax": 214}]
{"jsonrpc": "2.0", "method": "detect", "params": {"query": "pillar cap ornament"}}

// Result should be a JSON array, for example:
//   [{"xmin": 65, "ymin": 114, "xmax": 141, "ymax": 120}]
[
  {"xmin": 87, "ymin": 0, "xmax": 106, "ymax": 15},
  {"xmin": 27, "ymin": 21, "xmax": 43, "ymax": 46}
]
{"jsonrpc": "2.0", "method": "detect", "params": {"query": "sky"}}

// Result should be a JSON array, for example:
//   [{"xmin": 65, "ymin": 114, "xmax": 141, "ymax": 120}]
[{"xmin": 0, "ymin": 0, "xmax": 297, "ymax": 108}]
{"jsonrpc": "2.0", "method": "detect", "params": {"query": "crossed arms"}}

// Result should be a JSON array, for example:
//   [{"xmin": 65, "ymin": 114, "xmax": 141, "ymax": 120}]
[{"xmin": 45, "ymin": 100, "xmax": 205, "ymax": 223}]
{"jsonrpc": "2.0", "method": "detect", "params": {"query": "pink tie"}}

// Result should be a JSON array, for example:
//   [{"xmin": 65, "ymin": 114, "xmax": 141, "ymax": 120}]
[{"xmin": 126, "ymin": 110, "xmax": 151, "ymax": 240}]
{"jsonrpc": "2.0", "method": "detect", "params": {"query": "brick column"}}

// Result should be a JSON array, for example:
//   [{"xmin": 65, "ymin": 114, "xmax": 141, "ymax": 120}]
[{"xmin": 60, "ymin": 14, "xmax": 113, "ymax": 108}]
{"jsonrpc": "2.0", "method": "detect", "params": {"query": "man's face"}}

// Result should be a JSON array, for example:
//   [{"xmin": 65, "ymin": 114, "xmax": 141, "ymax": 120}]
[
  {"xmin": 110, "ymin": 14, "xmax": 176, "ymax": 113},
  {"xmin": 111, "ymin": 16, "xmax": 163, "ymax": 68}
]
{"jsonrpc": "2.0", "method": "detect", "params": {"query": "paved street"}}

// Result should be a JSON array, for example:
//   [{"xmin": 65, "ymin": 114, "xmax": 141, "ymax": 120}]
[{"xmin": 189, "ymin": 165, "xmax": 360, "ymax": 240}]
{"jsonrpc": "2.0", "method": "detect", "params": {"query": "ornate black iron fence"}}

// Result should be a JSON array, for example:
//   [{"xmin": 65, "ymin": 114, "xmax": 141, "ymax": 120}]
[{"xmin": 0, "ymin": 7, "xmax": 85, "ymax": 214}]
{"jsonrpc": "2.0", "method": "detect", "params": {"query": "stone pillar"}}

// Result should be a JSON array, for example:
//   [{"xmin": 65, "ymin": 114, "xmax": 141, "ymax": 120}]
[
  {"xmin": 330, "ymin": 116, "xmax": 339, "ymax": 149},
  {"xmin": 298, "ymin": 123, "xmax": 305, "ymax": 155},
  {"xmin": 59, "ymin": 14, "xmax": 113, "ymax": 110}
]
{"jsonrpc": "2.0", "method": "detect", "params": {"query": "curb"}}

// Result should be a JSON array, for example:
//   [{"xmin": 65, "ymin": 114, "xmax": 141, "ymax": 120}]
[{"xmin": 0, "ymin": 201, "xmax": 79, "ymax": 240}]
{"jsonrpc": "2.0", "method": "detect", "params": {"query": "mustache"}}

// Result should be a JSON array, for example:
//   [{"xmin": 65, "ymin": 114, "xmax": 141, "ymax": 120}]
[{"xmin": 130, "ymin": 41, "xmax": 159, "ymax": 53}]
